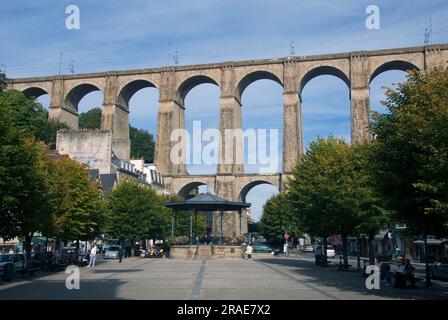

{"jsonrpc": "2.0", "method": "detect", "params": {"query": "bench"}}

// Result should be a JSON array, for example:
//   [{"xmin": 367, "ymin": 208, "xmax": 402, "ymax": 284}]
[{"xmin": 394, "ymin": 273, "xmax": 416, "ymax": 288}]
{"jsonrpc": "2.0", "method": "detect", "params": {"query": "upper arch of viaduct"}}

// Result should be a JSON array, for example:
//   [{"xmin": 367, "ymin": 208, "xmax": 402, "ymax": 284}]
[{"xmin": 8, "ymin": 44, "xmax": 448, "ymax": 176}]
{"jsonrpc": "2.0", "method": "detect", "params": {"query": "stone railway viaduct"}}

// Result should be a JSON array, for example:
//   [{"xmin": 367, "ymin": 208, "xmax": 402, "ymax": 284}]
[{"xmin": 8, "ymin": 44, "xmax": 448, "ymax": 236}]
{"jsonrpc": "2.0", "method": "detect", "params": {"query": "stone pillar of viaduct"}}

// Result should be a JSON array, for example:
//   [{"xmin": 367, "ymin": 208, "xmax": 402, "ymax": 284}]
[
  {"xmin": 155, "ymin": 69, "xmax": 187, "ymax": 176},
  {"xmin": 101, "ymin": 75, "xmax": 131, "ymax": 161},
  {"xmin": 283, "ymin": 60, "xmax": 302, "ymax": 172},
  {"xmin": 350, "ymin": 54, "xmax": 371, "ymax": 144},
  {"xmin": 218, "ymin": 65, "xmax": 244, "ymax": 175},
  {"xmin": 49, "ymin": 78, "xmax": 78, "ymax": 130}
]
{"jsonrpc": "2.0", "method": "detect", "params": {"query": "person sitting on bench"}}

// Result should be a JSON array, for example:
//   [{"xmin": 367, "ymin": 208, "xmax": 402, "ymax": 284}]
[
  {"xmin": 394, "ymin": 258, "xmax": 417, "ymax": 288},
  {"xmin": 403, "ymin": 259, "xmax": 417, "ymax": 287}
]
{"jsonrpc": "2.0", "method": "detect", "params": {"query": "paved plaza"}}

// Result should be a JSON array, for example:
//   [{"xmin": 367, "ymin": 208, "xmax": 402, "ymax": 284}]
[{"xmin": 1, "ymin": 254, "xmax": 447, "ymax": 300}]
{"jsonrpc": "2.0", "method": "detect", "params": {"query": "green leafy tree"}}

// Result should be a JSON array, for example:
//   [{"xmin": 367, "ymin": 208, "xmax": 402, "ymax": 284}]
[
  {"xmin": 0, "ymin": 72, "xmax": 6, "ymax": 92},
  {"xmin": 46, "ymin": 156, "xmax": 106, "ymax": 243},
  {"xmin": 287, "ymin": 137, "xmax": 388, "ymax": 265},
  {"xmin": 0, "ymin": 89, "xmax": 17, "ymax": 239},
  {"xmin": 16, "ymin": 139, "xmax": 54, "ymax": 259},
  {"xmin": 0, "ymin": 89, "xmax": 48, "ymax": 135},
  {"xmin": 0, "ymin": 139, "xmax": 54, "ymax": 259},
  {"xmin": 130, "ymin": 126, "xmax": 155, "ymax": 163},
  {"xmin": 0, "ymin": 90, "xmax": 54, "ymax": 258},
  {"xmin": 106, "ymin": 181, "xmax": 171, "ymax": 244},
  {"xmin": 38, "ymin": 119, "xmax": 69, "ymax": 150},
  {"xmin": 351, "ymin": 143, "xmax": 391, "ymax": 263},
  {"xmin": 0, "ymin": 89, "xmax": 67, "ymax": 149},
  {"xmin": 371, "ymin": 68, "xmax": 448, "ymax": 237},
  {"xmin": 287, "ymin": 137, "xmax": 350, "ymax": 243},
  {"xmin": 0, "ymin": 85, "xmax": 104, "ymax": 256},
  {"xmin": 0, "ymin": 90, "xmax": 22, "ymax": 239},
  {"xmin": 370, "ymin": 68, "xmax": 448, "ymax": 285},
  {"xmin": 247, "ymin": 217, "xmax": 260, "ymax": 233},
  {"xmin": 260, "ymin": 193, "xmax": 301, "ymax": 245},
  {"xmin": 78, "ymin": 107, "xmax": 102, "ymax": 129}
]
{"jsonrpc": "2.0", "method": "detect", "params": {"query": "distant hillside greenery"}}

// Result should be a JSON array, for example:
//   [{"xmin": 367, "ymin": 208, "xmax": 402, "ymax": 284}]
[
  {"xmin": 129, "ymin": 126, "xmax": 155, "ymax": 163},
  {"xmin": 0, "ymin": 89, "xmax": 68, "ymax": 150},
  {"xmin": 78, "ymin": 108, "xmax": 155, "ymax": 163},
  {"xmin": 78, "ymin": 108, "xmax": 102, "ymax": 129}
]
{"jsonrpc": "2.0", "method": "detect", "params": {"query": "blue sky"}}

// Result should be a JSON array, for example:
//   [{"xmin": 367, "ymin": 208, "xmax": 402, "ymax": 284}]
[{"xmin": 2, "ymin": 0, "xmax": 447, "ymax": 220}]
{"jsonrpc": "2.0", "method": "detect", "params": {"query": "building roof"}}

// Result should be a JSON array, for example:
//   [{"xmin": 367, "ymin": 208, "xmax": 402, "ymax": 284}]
[
  {"xmin": 163, "ymin": 193, "xmax": 251, "ymax": 211},
  {"xmin": 100, "ymin": 174, "xmax": 117, "ymax": 191},
  {"xmin": 88, "ymin": 169, "xmax": 100, "ymax": 182}
]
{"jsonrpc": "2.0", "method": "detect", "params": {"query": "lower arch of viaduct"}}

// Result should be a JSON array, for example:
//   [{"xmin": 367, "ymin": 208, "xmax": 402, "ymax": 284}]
[{"xmin": 165, "ymin": 173, "xmax": 288, "ymax": 237}]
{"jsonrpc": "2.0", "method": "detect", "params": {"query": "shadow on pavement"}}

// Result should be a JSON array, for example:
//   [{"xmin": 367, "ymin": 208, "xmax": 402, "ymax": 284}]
[
  {"xmin": 0, "ymin": 278, "xmax": 125, "ymax": 299},
  {"xmin": 0, "ymin": 257, "xmax": 115, "ymax": 285},
  {"xmin": 93, "ymin": 269, "xmax": 142, "ymax": 274},
  {"xmin": 255, "ymin": 258, "xmax": 448, "ymax": 300}
]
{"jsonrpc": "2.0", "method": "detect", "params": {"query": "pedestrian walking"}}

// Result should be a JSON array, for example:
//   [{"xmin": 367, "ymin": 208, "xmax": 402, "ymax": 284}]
[
  {"xmin": 118, "ymin": 246, "xmax": 123, "ymax": 263},
  {"xmin": 87, "ymin": 243, "xmax": 97, "ymax": 268},
  {"xmin": 283, "ymin": 243, "xmax": 289, "ymax": 257},
  {"xmin": 246, "ymin": 244, "xmax": 253, "ymax": 259}
]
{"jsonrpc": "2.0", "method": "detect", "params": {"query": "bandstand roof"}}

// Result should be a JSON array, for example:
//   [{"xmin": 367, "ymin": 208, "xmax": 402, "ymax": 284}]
[{"xmin": 163, "ymin": 193, "xmax": 251, "ymax": 211}]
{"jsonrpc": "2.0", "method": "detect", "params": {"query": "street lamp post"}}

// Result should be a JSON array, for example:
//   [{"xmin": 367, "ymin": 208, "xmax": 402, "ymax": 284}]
[
  {"xmin": 189, "ymin": 210, "xmax": 193, "ymax": 246},
  {"xmin": 220, "ymin": 210, "xmax": 224, "ymax": 245},
  {"xmin": 171, "ymin": 209, "xmax": 175, "ymax": 237},
  {"xmin": 424, "ymin": 233, "xmax": 432, "ymax": 287},
  {"xmin": 239, "ymin": 209, "xmax": 242, "ymax": 236}
]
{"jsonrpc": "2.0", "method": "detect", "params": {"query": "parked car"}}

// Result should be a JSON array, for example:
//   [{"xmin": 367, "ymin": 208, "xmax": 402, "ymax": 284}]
[
  {"xmin": 302, "ymin": 245, "xmax": 314, "ymax": 253},
  {"xmin": 314, "ymin": 245, "xmax": 336, "ymax": 258},
  {"xmin": 326, "ymin": 245, "xmax": 336, "ymax": 258},
  {"xmin": 32, "ymin": 252, "xmax": 61, "ymax": 270},
  {"xmin": 431, "ymin": 257, "xmax": 448, "ymax": 281},
  {"xmin": 103, "ymin": 239, "xmax": 119, "ymax": 254},
  {"xmin": 104, "ymin": 245, "xmax": 122, "ymax": 259},
  {"xmin": 251, "ymin": 242, "xmax": 281, "ymax": 255},
  {"xmin": 26, "ymin": 252, "xmax": 49, "ymax": 271},
  {"xmin": 0, "ymin": 253, "xmax": 25, "ymax": 281}
]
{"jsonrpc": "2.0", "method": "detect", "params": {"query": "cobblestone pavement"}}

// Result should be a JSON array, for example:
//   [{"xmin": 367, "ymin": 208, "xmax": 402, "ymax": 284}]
[{"xmin": 0, "ymin": 254, "xmax": 447, "ymax": 300}]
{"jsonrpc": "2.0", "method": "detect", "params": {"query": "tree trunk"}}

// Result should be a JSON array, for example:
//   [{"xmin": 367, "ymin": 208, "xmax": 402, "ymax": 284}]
[
  {"xmin": 75, "ymin": 240, "xmax": 80, "ymax": 266},
  {"xmin": 356, "ymin": 236, "xmax": 361, "ymax": 270},
  {"xmin": 424, "ymin": 233, "xmax": 432, "ymax": 287},
  {"xmin": 131, "ymin": 240, "xmax": 135, "ymax": 257},
  {"xmin": 24, "ymin": 233, "xmax": 33, "ymax": 267},
  {"xmin": 368, "ymin": 233, "xmax": 375, "ymax": 265},
  {"xmin": 57, "ymin": 237, "xmax": 62, "ymax": 264},
  {"xmin": 342, "ymin": 235, "xmax": 348, "ymax": 267},
  {"xmin": 323, "ymin": 237, "xmax": 328, "ymax": 266}
]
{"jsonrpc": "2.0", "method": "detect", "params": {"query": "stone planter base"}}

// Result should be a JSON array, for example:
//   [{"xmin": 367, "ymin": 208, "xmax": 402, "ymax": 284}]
[
  {"xmin": 212, "ymin": 245, "xmax": 245, "ymax": 259},
  {"xmin": 170, "ymin": 246, "xmax": 197, "ymax": 259},
  {"xmin": 170, "ymin": 245, "xmax": 244, "ymax": 259}
]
